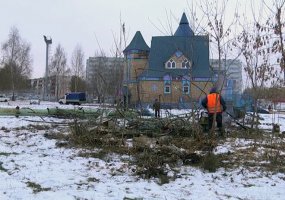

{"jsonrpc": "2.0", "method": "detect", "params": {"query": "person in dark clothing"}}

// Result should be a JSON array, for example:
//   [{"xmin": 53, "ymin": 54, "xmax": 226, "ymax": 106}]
[
  {"xmin": 153, "ymin": 99, "xmax": 161, "ymax": 118},
  {"xmin": 201, "ymin": 87, "xmax": 227, "ymax": 132},
  {"xmin": 268, "ymin": 104, "xmax": 272, "ymax": 111}
]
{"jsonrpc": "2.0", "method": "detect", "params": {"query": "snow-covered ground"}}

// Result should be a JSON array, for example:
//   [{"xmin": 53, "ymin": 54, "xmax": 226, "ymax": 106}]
[{"xmin": 0, "ymin": 101, "xmax": 285, "ymax": 199}]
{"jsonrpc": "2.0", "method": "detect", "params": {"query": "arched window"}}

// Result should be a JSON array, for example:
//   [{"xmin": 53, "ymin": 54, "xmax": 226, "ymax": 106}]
[
  {"xmin": 166, "ymin": 59, "xmax": 176, "ymax": 69},
  {"xmin": 182, "ymin": 59, "xmax": 190, "ymax": 68},
  {"xmin": 171, "ymin": 61, "xmax": 176, "ymax": 68},
  {"xmin": 167, "ymin": 61, "xmax": 171, "ymax": 68}
]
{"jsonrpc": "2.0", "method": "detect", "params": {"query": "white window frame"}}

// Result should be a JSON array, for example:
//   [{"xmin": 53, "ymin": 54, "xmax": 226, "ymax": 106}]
[
  {"xmin": 182, "ymin": 59, "xmax": 190, "ymax": 68},
  {"xmin": 165, "ymin": 59, "xmax": 176, "ymax": 69}
]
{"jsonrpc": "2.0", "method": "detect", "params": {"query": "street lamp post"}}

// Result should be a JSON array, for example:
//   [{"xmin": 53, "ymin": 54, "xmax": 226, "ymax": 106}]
[{"xmin": 43, "ymin": 35, "xmax": 52, "ymax": 101}]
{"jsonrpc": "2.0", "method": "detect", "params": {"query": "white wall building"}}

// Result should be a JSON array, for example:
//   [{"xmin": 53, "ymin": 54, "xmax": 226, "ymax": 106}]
[
  {"xmin": 86, "ymin": 57, "xmax": 124, "ymax": 101},
  {"xmin": 210, "ymin": 59, "xmax": 243, "ymax": 96}
]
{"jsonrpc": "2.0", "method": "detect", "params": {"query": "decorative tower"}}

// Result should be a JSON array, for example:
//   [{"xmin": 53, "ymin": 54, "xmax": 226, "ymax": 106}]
[{"xmin": 123, "ymin": 31, "xmax": 150, "ymax": 106}]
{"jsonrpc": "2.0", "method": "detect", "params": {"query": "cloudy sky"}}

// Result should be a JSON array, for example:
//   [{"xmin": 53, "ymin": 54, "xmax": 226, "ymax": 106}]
[{"xmin": 0, "ymin": 0, "xmax": 265, "ymax": 78}]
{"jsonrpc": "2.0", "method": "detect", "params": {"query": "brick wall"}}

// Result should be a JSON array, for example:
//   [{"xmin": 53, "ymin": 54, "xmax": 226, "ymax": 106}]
[
  {"xmin": 128, "ymin": 59, "xmax": 148, "ymax": 80},
  {"xmin": 128, "ymin": 80, "xmax": 213, "ymax": 106}
]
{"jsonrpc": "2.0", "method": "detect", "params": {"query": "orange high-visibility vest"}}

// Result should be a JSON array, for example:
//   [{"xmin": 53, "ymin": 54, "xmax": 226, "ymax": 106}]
[{"xmin": 207, "ymin": 93, "xmax": 222, "ymax": 113}]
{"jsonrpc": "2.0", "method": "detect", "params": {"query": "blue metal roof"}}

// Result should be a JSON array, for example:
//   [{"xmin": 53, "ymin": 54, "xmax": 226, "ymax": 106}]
[
  {"xmin": 123, "ymin": 13, "xmax": 211, "ymax": 81},
  {"xmin": 123, "ymin": 31, "xmax": 150, "ymax": 53},
  {"xmin": 174, "ymin": 13, "xmax": 194, "ymax": 37},
  {"xmin": 139, "ymin": 35, "xmax": 211, "ymax": 79}
]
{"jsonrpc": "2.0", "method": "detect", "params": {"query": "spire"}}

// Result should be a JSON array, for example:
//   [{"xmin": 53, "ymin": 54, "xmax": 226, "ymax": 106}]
[
  {"xmin": 174, "ymin": 13, "xmax": 194, "ymax": 37},
  {"xmin": 180, "ymin": 12, "xmax": 189, "ymax": 25},
  {"xmin": 123, "ymin": 31, "xmax": 150, "ymax": 53}
]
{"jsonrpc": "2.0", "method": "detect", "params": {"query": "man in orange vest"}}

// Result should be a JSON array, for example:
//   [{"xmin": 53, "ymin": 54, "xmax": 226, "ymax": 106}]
[{"xmin": 201, "ymin": 87, "xmax": 227, "ymax": 133}]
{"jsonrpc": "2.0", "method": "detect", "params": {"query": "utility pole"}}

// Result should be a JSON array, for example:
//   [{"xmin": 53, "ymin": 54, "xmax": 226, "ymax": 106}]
[
  {"xmin": 43, "ymin": 35, "xmax": 52, "ymax": 101},
  {"xmin": 122, "ymin": 22, "xmax": 129, "ymax": 109}
]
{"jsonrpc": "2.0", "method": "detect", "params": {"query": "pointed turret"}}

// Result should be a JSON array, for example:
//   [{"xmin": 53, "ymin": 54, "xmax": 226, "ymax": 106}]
[
  {"xmin": 123, "ymin": 31, "xmax": 150, "ymax": 53},
  {"xmin": 123, "ymin": 31, "xmax": 150, "ymax": 90},
  {"xmin": 174, "ymin": 13, "xmax": 194, "ymax": 36}
]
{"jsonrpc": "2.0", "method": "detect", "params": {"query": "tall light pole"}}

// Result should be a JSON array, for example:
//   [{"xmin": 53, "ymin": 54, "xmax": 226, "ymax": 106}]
[{"xmin": 43, "ymin": 35, "xmax": 52, "ymax": 101}]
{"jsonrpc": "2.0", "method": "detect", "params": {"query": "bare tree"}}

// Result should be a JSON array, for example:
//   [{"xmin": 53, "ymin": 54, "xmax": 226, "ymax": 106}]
[
  {"xmin": 71, "ymin": 45, "xmax": 85, "ymax": 92},
  {"xmin": 229, "ymin": 0, "xmax": 284, "ymax": 128},
  {"xmin": 199, "ymin": 0, "xmax": 239, "ymax": 134},
  {"xmin": 236, "ymin": 20, "xmax": 279, "ymax": 128},
  {"xmin": 1, "ymin": 26, "xmax": 32, "ymax": 98},
  {"xmin": 264, "ymin": 0, "xmax": 285, "ymax": 81},
  {"xmin": 200, "ymin": 0, "xmax": 239, "ymax": 87},
  {"xmin": 49, "ymin": 44, "xmax": 68, "ymax": 100},
  {"xmin": 108, "ymin": 57, "xmax": 124, "ymax": 101},
  {"xmin": 87, "ymin": 51, "xmax": 124, "ymax": 104},
  {"xmin": 70, "ymin": 76, "xmax": 86, "ymax": 92},
  {"xmin": 89, "ymin": 53, "xmax": 107, "ymax": 103}
]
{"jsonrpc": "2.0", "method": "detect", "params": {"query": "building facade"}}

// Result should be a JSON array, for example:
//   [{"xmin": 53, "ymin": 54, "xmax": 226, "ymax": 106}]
[
  {"xmin": 123, "ymin": 13, "xmax": 214, "ymax": 108},
  {"xmin": 210, "ymin": 59, "xmax": 243, "ymax": 95},
  {"xmin": 30, "ymin": 75, "xmax": 71, "ymax": 101},
  {"xmin": 210, "ymin": 59, "xmax": 243, "ymax": 107},
  {"xmin": 86, "ymin": 56, "xmax": 124, "ymax": 102}
]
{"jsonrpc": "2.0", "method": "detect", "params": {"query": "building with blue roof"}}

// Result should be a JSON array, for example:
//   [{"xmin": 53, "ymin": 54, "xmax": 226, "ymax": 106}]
[{"xmin": 123, "ymin": 13, "xmax": 214, "ymax": 108}]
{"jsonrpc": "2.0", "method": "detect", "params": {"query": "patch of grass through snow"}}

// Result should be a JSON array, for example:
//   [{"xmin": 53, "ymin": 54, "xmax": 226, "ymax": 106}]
[
  {"xmin": 26, "ymin": 181, "xmax": 51, "ymax": 193},
  {"xmin": 0, "ymin": 163, "xmax": 8, "ymax": 172}
]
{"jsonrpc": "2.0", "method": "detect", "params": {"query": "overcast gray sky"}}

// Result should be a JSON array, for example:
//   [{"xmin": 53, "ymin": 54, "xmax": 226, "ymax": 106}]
[{"xmin": 0, "ymin": 0, "xmax": 266, "ymax": 78}]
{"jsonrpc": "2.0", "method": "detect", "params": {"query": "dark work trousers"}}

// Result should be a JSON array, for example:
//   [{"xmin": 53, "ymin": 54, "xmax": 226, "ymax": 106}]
[
  {"xmin": 155, "ymin": 109, "xmax": 160, "ymax": 118},
  {"xmin": 208, "ymin": 112, "xmax": 223, "ymax": 130}
]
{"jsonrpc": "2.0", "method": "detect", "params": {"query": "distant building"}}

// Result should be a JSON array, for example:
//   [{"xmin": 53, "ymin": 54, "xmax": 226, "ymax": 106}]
[
  {"xmin": 30, "ymin": 75, "xmax": 71, "ymax": 101},
  {"xmin": 210, "ymin": 59, "xmax": 243, "ymax": 107},
  {"xmin": 86, "ymin": 56, "xmax": 124, "ymax": 102},
  {"xmin": 210, "ymin": 59, "xmax": 243, "ymax": 95},
  {"xmin": 30, "ymin": 78, "xmax": 44, "ymax": 96},
  {"xmin": 123, "ymin": 13, "xmax": 213, "ymax": 108}
]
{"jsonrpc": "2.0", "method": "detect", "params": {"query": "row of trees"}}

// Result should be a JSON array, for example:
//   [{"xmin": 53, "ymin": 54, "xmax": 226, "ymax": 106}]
[
  {"xmin": 194, "ymin": 0, "xmax": 285, "ymax": 90},
  {"xmin": 0, "ymin": 26, "xmax": 124, "ymax": 102},
  {"xmin": 1, "ymin": 0, "xmax": 283, "ymax": 105},
  {"xmin": 168, "ymin": 0, "xmax": 285, "ymax": 129},
  {"xmin": 0, "ymin": 26, "xmax": 86, "ymax": 99},
  {"xmin": 87, "ymin": 55, "xmax": 124, "ymax": 103},
  {"xmin": 48, "ymin": 43, "xmax": 85, "ymax": 100},
  {"xmin": 0, "ymin": 27, "xmax": 32, "ymax": 98}
]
